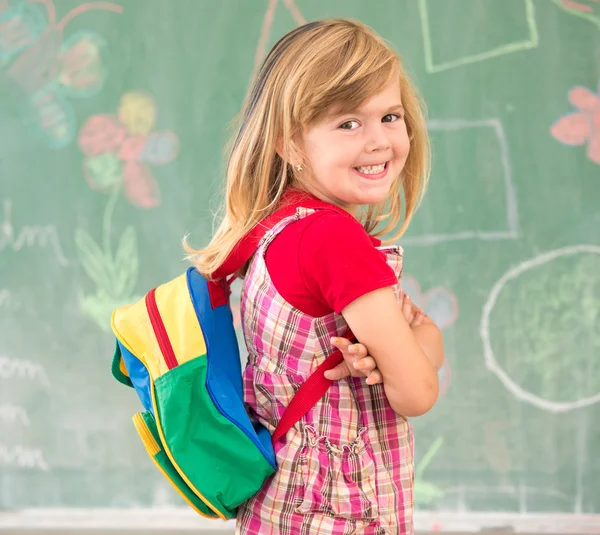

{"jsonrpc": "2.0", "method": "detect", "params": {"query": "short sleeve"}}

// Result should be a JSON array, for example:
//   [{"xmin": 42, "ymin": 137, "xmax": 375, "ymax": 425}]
[{"xmin": 298, "ymin": 211, "xmax": 398, "ymax": 314}]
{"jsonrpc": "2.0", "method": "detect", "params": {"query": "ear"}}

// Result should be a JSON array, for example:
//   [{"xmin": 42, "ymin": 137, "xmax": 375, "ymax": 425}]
[
  {"xmin": 277, "ymin": 136, "xmax": 306, "ymax": 172},
  {"xmin": 275, "ymin": 137, "xmax": 285, "ymax": 160}
]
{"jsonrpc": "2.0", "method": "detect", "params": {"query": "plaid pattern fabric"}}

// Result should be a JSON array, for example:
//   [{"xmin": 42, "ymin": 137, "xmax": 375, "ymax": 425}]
[{"xmin": 236, "ymin": 208, "xmax": 414, "ymax": 535}]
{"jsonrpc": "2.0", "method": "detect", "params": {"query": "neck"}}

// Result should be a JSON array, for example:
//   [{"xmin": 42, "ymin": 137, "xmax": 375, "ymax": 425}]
[{"xmin": 286, "ymin": 185, "xmax": 358, "ymax": 218}]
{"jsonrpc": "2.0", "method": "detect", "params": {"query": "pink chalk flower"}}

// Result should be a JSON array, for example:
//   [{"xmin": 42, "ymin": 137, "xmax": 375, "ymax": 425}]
[
  {"xmin": 78, "ymin": 91, "xmax": 179, "ymax": 208},
  {"xmin": 550, "ymin": 80, "xmax": 600, "ymax": 165}
]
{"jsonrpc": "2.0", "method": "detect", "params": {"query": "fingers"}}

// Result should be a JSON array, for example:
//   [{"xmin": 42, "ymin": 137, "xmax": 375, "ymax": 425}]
[
  {"xmin": 411, "ymin": 310, "xmax": 425, "ymax": 328},
  {"xmin": 331, "ymin": 337, "xmax": 368, "ymax": 361},
  {"xmin": 353, "ymin": 356, "xmax": 377, "ymax": 373},
  {"xmin": 348, "ymin": 343, "xmax": 367, "ymax": 359},
  {"xmin": 330, "ymin": 337, "xmax": 382, "ymax": 385},
  {"xmin": 399, "ymin": 289, "xmax": 426, "ymax": 327},
  {"xmin": 330, "ymin": 336, "xmax": 352, "ymax": 352},
  {"xmin": 324, "ymin": 361, "xmax": 351, "ymax": 381},
  {"xmin": 401, "ymin": 291, "xmax": 415, "ymax": 324},
  {"xmin": 355, "ymin": 356, "xmax": 383, "ymax": 385},
  {"xmin": 365, "ymin": 368, "xmax": 383, "ymax": 386}
]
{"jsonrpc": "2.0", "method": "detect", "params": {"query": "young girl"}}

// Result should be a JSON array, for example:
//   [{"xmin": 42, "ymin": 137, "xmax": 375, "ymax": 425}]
[{"xmin": 190, "ymin": 18, "xmax": 444, "ymax": 535}]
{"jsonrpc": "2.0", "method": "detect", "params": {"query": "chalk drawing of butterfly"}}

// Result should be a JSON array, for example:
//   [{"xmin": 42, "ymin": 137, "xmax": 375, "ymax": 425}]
[{"xmin": 0, "ymin": 0, "xmax": 123, "ymax": 148}]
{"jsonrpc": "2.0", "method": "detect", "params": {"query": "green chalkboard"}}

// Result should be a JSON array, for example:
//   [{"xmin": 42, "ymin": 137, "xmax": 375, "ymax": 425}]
[{"xmin": 1, "ymin": 0, "xmax": 599, "ymax": 526}]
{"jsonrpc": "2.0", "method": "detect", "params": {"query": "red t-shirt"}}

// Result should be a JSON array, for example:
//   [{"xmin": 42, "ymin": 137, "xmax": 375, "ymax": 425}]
[{"xmin": 264, "ymin": 207, "xmax": 398, "ymax": 317}]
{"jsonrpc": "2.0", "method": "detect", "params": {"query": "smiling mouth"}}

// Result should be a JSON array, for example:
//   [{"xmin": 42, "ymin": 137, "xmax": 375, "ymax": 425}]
[{"xmin": 353, "ymin": 161, "xmax": 389, "ymax": 179}]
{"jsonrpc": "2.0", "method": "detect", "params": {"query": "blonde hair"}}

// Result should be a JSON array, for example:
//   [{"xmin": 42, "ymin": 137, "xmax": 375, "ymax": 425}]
[{"xmin": 186, "ymin": 18, "xmax": 430, "ymax": 279}]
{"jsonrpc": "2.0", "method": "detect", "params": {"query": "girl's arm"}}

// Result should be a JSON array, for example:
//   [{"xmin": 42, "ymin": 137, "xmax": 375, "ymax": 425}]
[
  {"xmin": 412, "ymin": 319, "xmax": 444, "ymax": 371},
  {"xmin": 342, "ymin": 287, "xmax": 440, "ymax": 417},
  {"xmin": 404, "ymin": 297, "xmax": 445, "ymax": 371}
]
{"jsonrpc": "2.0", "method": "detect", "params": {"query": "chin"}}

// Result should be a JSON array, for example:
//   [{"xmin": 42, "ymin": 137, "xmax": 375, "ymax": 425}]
[{"xmin": 355, "ymin": 184, "xmax": 394, "ymax": 206}]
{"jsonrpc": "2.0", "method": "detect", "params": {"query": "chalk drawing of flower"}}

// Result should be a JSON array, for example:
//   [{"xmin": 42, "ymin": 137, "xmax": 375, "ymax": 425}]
[
  {"xmin": 74, "ymin": 91, "xmax": 179, "ymax": 331},
  {"xmin": 78, "ymin": 91, "xmax": 179, "ymax": 207},
  {"xmin": 552, "ymin": 0, "xmax": 600, "ymax": 29},
  {"xmin": 550, "ymin": 80, "xmax": 600, "ymax": 165},
  {"xmin": 414, "ymin": 436, "xmax": 445, "ymax": 507},
  {"xmin": 402, "ymin": 274, "xmax": 458, "ymax": 398}
]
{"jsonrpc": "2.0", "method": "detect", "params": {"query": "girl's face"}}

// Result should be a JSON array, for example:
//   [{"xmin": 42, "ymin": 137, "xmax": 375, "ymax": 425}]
[{"xmin": 298, "ymin": 81, "xmax": 410, "ymax": 215}]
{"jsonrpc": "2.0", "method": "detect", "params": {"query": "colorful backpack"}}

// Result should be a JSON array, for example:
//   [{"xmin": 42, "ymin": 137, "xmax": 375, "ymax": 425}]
[{"xmin": 110, "ymin": 196, "xmax": 350, "ymax": 520}]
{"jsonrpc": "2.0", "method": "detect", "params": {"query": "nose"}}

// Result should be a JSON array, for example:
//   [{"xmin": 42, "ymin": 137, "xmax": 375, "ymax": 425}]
[{"xmin": 364, "ymin": 123, "xmax": 391, "ymax": 153}]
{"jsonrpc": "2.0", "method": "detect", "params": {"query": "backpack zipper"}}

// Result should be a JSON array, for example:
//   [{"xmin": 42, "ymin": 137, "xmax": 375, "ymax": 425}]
[
  {"xmin": 132, "ymin": 413, "xmax": 161, "ymax": 456},
  {"xmin": 145, "ymin": 288, "xmax": 179, "ymax": 370}
]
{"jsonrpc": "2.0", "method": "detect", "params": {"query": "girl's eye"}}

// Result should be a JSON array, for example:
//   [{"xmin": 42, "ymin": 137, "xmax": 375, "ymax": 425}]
[
  {"xmin": 339, "ymin": 120, "xmax": 360, "ymax": 130},
  {"xmin": 382, "ymin": 113, "xmax": 402, "ymax": 123}
]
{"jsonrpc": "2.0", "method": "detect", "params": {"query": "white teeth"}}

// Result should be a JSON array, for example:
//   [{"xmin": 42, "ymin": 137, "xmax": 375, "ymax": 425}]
[{"xmin": 356, "ymin": 163, "xmax": 386, "ymax": 174}]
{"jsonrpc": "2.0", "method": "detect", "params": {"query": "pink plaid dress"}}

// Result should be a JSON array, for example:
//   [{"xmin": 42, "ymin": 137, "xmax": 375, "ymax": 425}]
[{"xmin": 236, "ymin": 208, "xmax": 414, "ymax": 535}]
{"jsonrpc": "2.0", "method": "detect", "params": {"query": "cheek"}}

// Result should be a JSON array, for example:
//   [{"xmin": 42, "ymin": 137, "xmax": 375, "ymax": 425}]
[
  {"xmin": 395, "ymin": 130, "xmax": 411, "ymax": 158},
  {"xmin": 310, "ymin": 148, "xmax": 342, "ymax": 172}
]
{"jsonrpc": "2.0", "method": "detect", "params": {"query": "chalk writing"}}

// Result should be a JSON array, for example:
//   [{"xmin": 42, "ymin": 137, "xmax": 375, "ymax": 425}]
[
  {"xmin": 0, "ymin": 199, "xmax": 68, "ymax": 265},
  {"xmin": 0, "ymin": 403, "xmax": 30, "ymax": 426},
  {"xmin": 0, "ymin": 444, "xmax": 48, "ymax": 470},
  {"xmin": 0, "ymin": 355, "xmax": 50, "ymax": 386}
]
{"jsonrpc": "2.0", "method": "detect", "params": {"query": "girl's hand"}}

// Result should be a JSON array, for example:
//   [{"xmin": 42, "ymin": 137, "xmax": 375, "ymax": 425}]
[
  {"xmin": 399, "ymin": 289, "xmax": 425, "ymax": 328},
  {"xmin": 324, "ymin": 337, "xmax": 383, "ymax": 386}
]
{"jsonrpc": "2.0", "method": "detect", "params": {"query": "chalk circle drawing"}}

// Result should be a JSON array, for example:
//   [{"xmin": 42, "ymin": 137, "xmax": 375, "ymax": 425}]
[
  {"xmin": 414, "ymin": 436, "xmax": 444, "ymax": 507},
  {"xmin": 550, "ymin": 79, "xmax": 600, "ymax": 165},
  {"xmin": 417, "ymin": 0, "xmax": 539, "ymax": 74},
  {"xmin": 403, "ymin": 119, "xmax": 519, "ymax": 246},
  {"xmin": 552, "ymin": 0, "xmax": 600, "ymax": 29},
  {"xmin": 481, "ymin": 245, "xmax": 600, "ymax": 413},
  {"xmin": 76, "ymin": 91, "xmax": 179, "ymax": 331},
  {"xmin": 402, "ymin": 274, "xmax": 458, "ymax": 397},
  {"xmin": 0, "ymin": 0, "xmax": 123, "ymax": 148}
]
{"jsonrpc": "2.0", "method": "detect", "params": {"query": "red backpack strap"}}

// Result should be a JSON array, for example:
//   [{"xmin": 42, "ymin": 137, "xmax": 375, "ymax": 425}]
[
  {"xmin": 271, "ymin": 329, "xmax": 356, "ymax": 445},
  {"xmin": 271, "ymin": 348, "xmax": 339, "ymax": 445},
  {"xmin": 207, "ymin": 191, "xmax": 348, "ymax": 308},
  {"xmin": 210, "ymin": 190, "xmax": 357, "ymax": 445}
]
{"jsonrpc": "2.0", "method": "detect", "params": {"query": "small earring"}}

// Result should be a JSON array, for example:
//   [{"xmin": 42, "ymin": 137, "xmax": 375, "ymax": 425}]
[{"xmin": 296, "ymin": 164, "xmax": 303, "ymax": 172}]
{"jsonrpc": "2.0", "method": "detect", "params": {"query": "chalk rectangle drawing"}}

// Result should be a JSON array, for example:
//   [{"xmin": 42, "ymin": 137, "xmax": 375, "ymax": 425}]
[
  {"xmin": 403, "ymin": 119, "xmax": 519, "ymax": 246},
  {"xmin": 418, "ymin": 0, "xmax": 539, "ymax": 73}
]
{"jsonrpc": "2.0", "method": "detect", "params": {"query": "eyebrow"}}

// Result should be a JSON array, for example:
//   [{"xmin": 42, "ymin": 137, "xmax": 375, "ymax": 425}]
[
  {"xmin": 385, "ymin": 104, "xmax": 405, "ymax": 113},
  {"xmin": 337, "ymin": 104, "xmax": 405, "ymax": 118}
]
